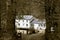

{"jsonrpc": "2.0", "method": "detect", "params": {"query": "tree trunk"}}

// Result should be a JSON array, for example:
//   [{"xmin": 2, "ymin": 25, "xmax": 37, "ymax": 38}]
[{"xmin": 45, "ymin": 0, "xmax": 60, "ymax": 40}]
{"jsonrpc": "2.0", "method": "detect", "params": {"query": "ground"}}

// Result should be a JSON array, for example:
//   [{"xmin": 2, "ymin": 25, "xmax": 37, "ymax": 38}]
[{"xmin": 21, "ymin": 32, "xmax": 45, "ymax": 40}]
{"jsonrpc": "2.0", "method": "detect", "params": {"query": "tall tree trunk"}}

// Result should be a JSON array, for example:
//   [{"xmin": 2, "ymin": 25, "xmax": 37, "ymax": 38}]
[
  {"xmin": 45, "ymin": 0, "xmax": 60, "ymax": 40},
  {"xmin": 1, "ymin": 0, "xmax": 16, "ymax": 40}
]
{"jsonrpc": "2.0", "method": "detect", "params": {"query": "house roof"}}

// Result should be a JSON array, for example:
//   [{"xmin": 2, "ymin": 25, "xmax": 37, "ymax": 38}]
[
  {"xmin": 32, "ymin": 19, "xmax": 46, "ymax": 24},
  {"xmin": 15, "ymin": 15, "xmax": 46, "ymax": 24},
  {"xmin": 23, "ymin": 15, "xmax": 33, "ymax": 20},
  {"xmin": 32, "ymin": 19, "xmax": 39, "ymax": 24}
]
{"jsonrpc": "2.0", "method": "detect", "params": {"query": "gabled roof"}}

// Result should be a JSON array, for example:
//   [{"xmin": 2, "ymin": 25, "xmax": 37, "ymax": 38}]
[
  {"xmin": 31, "ymin": 18, "xmax": 39, "ymax": 24},
  {"xmin": 32, "ymin": 19, "xmax": 46, "ymax": 24},
  {"xmin": 23, "ymin": 15, "xmax": 33, "ymax": 20},
  {"xmin": 15, "ymin": 15, "xmax": 46, "ymax": 24}
]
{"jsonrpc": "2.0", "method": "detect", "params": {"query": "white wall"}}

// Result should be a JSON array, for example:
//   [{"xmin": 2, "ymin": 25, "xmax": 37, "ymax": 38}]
[
  {"xmin": 34, "ymin": 24, "xmax": 39, "ymax": 30},
  {"xmin": 15, "ymin": 19, "xmax": 30, "ymax": 28},
  {"xmin": 16, "ymin": 30, "xmax": 27, "ymax": 34},
  {"xmin": 34, "ymin": 23, "xmax": 46, "ymax": 30},
  {"xmin": 15, "ymin": 19, "xmax": 46, "ymax": 30}
]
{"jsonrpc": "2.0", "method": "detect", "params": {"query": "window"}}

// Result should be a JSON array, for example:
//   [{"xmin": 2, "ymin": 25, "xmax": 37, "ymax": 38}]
[
  {"xmin": 26, "ymin": 24, "xmax": 28, "ymax": 26},
  {"xmin": 41, "ymin": 24, "xmax": 43, "ymax": 26},
  {"xmin": 26, "ymin": 20, "xmax": 28, "ymax": 22},
  {"xmin": 44, "ymin": 24, "xmax": 46, "ymax": 27},
  {"xmin": 23, "ymin": 20, "xmax": 24, "ymax": 22},
  {"xmin": 18, "ymin": 23, "xmax": 20, "ymax": 26}
]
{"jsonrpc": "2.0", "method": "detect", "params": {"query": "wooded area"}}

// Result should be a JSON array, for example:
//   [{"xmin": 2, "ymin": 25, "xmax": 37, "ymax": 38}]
[
  {"xmin": 0, "ymin": 0, "xmax": 60, "ymax": 40},
  {"xmin": 0, "ymin": 0, "xmax": 16, "ymax": 40},
  {"xmin": 45, "ymin": 0, "xmax": 60, "ymax": 40}
]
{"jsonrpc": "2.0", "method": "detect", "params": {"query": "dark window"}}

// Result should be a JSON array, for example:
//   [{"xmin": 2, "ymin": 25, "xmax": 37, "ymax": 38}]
[
  {"xmin": 26, "ymin": 24, "xmax": 28, "ymax": 26},
  {"xmin": 18, "ymin": 23, "xmax": 20, "ymax": 26},
  {"xmin": 26, "ymin": 20, "xmax": 28, "ymax": 22},
  {"xmin": 23, "ymin": 20, "xmax": 24, "ymax": 22},
  {"xmin": 44, "ymin": 24, "xmax": 46, "ymax": 26},
  {"xmin": 41, "ymin": 24, "xmax": 43, "ymax": 26}
]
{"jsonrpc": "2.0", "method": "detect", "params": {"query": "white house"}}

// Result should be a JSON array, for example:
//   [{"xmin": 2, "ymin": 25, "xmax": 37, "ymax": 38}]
[{"xmin": 15, "ymin": 15, "xmax": 46, "ymax": 34}]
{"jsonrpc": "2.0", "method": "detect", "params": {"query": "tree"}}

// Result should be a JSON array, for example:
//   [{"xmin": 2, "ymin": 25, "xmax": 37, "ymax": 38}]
[
  {"xmin": 16, "ymin": 0, "xmax": 45, "ymax": 19},
  {"xmin": 45, "ymin": 0, "xmax": 60, "ymax": 40},
  {"xmin": 1, "ymin": 0, "xmax": 16, "ymax": 40}
]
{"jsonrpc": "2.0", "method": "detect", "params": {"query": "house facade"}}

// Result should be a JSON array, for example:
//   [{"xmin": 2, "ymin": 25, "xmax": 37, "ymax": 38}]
[
  {"xmin": 15, "ymin": 15, "xmax": 46, "ymax": 34},
  {"xmin": 15, "ymin": 19, "xmax": 31, "ymax": 29}
]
